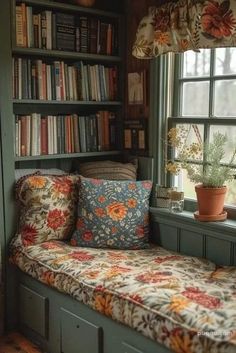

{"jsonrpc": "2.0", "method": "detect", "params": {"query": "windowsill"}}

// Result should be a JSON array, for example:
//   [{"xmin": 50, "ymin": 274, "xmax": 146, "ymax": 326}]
[{"xmin": 150, "ymin": 207, "xmax": 236, "ymax": 238}]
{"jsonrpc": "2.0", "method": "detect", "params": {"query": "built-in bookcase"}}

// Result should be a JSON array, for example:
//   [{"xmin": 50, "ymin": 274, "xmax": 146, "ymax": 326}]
[{"xmin": 12, "ymin": 0, "xmax": 125, "ymax": 164}]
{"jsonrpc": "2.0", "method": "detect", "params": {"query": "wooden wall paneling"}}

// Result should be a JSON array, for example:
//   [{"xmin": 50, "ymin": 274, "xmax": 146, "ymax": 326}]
[
  {"xmin": 203, "ymin": 236, "xmax": 232, "ymax": 266},
  {"xmin": 0, "ymin": 0, "xmax": 18, "ymax": 331},
  {"xmin": 156, "ymin": 223, "xmax": 178, "ymax": 251},
  {"xmin": 179, "ymin": 230, "xmax": 204, "ymax": 258}
]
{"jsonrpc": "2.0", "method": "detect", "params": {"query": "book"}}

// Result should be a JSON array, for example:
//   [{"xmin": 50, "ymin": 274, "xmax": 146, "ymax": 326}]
[
  {"xmin": 56, "ymin": 12, "xmax": 75, "ymax": 51},
  {"xmin": 124, "ymin": 118, "xmax": 148, "ymax": 152}
]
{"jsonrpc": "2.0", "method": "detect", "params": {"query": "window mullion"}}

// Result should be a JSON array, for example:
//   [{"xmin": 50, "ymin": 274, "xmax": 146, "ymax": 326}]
[{"xmin": 209, "ymin": 49, "xmax": 215, "ymax": 117}]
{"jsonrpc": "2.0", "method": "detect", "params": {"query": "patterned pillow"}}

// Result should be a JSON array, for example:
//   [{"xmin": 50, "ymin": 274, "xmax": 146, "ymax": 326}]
[
  {"xmin": 70, "ymin": 177, "xmax": 152, "ymax": 249},
  {"xmin": 17, "ymin": 174, "xmax": 79, "ymax": 246},
  {"xmin": 78, "ymin": 160, "xmax": 138, "ymax": 180}
]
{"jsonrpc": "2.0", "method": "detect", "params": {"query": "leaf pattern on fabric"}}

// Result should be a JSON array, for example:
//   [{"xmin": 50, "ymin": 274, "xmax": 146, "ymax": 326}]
[
  {"xmin": 71, "ymin": 177, "xmax": 152, "ymax": 249},
  {"xmin": 17, "ymin": 175, "xmax": 79, "ymax": 245},
  {"xmin": 9, "ymin": 237, "xmax": 236, "ymax": 353}
]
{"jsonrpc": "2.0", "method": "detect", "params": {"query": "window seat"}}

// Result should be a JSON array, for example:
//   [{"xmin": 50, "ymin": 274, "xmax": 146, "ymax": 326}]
[{"xmin": 10, "ymin": 235, "xmax": 236, "ymax": 353}]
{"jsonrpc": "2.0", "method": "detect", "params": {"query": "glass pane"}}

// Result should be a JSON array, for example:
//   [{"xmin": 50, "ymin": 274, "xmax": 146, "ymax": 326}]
[
  {"xmin": 175, "ymin": 124, "xmax": 204, "ymax": 161},
  {"xmin": 182, "ymin": 81, "xmax": 209, "ymax": 116},
  {"xmin": 214, "ymin": 80, "xmax": 236, "ymax": 117},
  {"xmin": 225, "ymin": 179, "xmax": 236, "ymax": 206},
  {"xmin": 174, "ymin": 169, "xmax": 196, "ymax": 199},
  {"xmin": 209, "ymin": 125, "xmax": 236, "ymax": 164},
  {"xmin": 214, "ymin": 48, "xmax": 236, "ymax": 75},
  {"xmin": 183, "ymin": 49, "xmax": 210, "ymax": 77}
]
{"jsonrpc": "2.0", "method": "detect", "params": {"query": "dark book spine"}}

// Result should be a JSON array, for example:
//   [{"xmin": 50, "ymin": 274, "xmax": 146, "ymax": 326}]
[{"xmin": 79, "ymin": 16, "xmax": 89, "ymax": 53}]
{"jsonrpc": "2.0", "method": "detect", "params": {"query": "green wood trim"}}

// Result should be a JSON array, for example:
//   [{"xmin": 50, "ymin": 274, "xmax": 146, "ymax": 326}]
[
  {"xmin": 12, "ymin": 47, "xmax": 122, "ymax": 63},
  {"xmin": 13, "ymin": 99, "xmax": 122, "ymax": 106},
  {"xmin": 15, "ymin": 150, "xmax": 122, "ymax": 162},
  {"xmin": 150, "ymin": 207, "xmax": 236, "ymax": 241},
  {"xmin": 15, "ymin": 0, "xmax": 123, "ymax": 18}
]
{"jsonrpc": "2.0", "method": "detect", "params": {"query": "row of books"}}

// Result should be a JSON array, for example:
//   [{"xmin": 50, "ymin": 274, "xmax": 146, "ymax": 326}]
[
  {"xmin": 15, "ymin": 3, "xmax": 118, "ymax": 55},
  {"xmin": 13, "ymin": 57, "xmax": 118, "ymax": 101},
  {"xmin": 15, "ymin": 111, "xmax": 117, "ymax": 157}
]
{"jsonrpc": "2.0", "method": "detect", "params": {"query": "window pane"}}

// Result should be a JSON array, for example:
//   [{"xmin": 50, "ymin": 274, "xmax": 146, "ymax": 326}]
[
  {"xmin": 209, "ymin": 125, "xmax": 236, "ymax": 164},
  {"xmin": 214, "ymin": 48, "xmax": 236, "ymax": 75},
  {"xmin": 174, "ymin": 169, "xmax": 196, "ymax": 199},
  {"xmin": 175, "ymin": 123, "xmax": 204, "ymax": 161},
  {"xmin": 182, "ymin": 82, "xmax": 209, "ymax": 116},
  {"xmin": 225, "ymin": 179, "xmax": 236, "ymax": 206},
  {"xmin": 214, "ymin": 80, "xmax": 236, "ymax": 117},
  {"xmin": 183, "ymin": 50, "xmax": 210, "ymax": 77}
]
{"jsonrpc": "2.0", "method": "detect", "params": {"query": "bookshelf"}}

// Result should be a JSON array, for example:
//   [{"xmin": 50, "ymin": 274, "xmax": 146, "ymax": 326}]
[{"xmin": 12, "ymin": 0, "xmax": 125, "ymax": 162}]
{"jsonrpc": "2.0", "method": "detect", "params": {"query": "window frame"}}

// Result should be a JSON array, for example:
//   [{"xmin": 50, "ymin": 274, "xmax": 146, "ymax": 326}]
[{"xmin": 169, "ymin": 50, "xmax": 236, "ymax": 220}]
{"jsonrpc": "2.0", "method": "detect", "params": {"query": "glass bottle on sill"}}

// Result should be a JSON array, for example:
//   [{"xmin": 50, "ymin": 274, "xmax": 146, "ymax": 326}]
[{"xmin": 169, "ymin": 191, "xmax": 184, "ymax": 213}]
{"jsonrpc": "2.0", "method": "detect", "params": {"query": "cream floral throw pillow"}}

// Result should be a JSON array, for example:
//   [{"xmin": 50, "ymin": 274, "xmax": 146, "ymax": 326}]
[{"xmin": 17, "ymin": 174, "xmax": 78, "ymax": 246}]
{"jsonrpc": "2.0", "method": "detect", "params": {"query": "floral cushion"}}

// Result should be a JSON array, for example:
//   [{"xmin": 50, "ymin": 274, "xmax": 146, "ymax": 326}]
[
  {"xmin": 9, "ymin": 238, "xmax": 236, "ymax": 353},
  {"xmin": 17, "ymin": 174, "xmax": 78, "ymax": 246},
  {"xmin": 70, "ymin": 177, "xmax": 152, "ymax": 249}
]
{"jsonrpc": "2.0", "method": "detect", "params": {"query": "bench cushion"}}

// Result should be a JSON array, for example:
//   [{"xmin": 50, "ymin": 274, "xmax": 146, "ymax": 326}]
[{"xmin": 10, "ymin": 237, "xmax": 236, "ymax": 353}]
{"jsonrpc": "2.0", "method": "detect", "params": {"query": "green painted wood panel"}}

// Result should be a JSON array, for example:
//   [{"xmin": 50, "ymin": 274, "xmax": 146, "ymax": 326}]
[
  {"xmin": 234, "ymin": 244, "xmax": 236, "ymax": 266},
  {"xmin": 20, "ymin": 284, "xmax": 48, "ymax": 338},
  {"xmin": 60, "ymin": 308, "xmax": 102, "ymax": 353},
  {"xmin": 206, "ymin": 237, "xmax": 232, "ymax": 266},
  {"xmin": 157, "ymin": 224, "xmax": 178, "ymax": 251},
  {"xmin": 180, "ymin": 230, "xmax": 204, "ymax": 258},
  {"xmin": 121, "ymin": 342, "xmax": 144, "ymax": 353}
]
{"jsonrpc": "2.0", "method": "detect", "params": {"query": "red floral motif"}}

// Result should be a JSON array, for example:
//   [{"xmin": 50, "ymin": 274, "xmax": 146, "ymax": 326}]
[
  {"xmin": 154, "ymin": 255, "xmax": 182, "ymax": 264},
  {"xmin": 53, "ymin": 177, "xmax": 73, "ymax": 195},
  {"xmin": 95, "ymin": 207, "xmax": 106, "ymax": 217},
  {"xmin": 41, "ymin": 242, "xmax": 62, "ymax": 250},
  {"xmin": 136, "ymin": 271, "xmax": 172, "ymax": 284},
  {"xmin": 98, "ymin": 195, "xmax": 106, "ymax": 203},
  {"xmin": 135, "ymin": 225, "xmax": 145, "ymax": 238},
  {"xmin": 201, "ymin": 0, "xmax": 236, "ymax": 39},
  {"xmin": 76, "ymin": 218, "xmax": 85, "ymax": 229},
  {"xmin": 182, "ymin": 287, "xmax": 222, "ymax": 309},
  {"xmin": 71, "ymin": 251, "xmax": 95, "ymax": 261},
  {"xmin": 153, "ymin": 7, "xmax": 170, "ymax": 32},
  {"xmin": 141, "ymin": 181, "xmax": 152, "ymax": 189},
  {"xmin": 91, "ymin": 178, "xmax": 103, "ymax": 185},
  {"xmin": 70, "ymin": 238, "xmax": 77, "ymax": 246},
  {"xmin": 42, "ymin": 270, "xmax": 55, "ymax": 285},
  {"xmin": 82, "ymin": 230, "xmax": 93, "ymax": 242},
  {"xmin": 129, "ymin": 294, "xmax": 143, "ymax": 304},
  {"xmin": 47, "ymin": 209, "xmax": 65, "ymax": 230},
  {"xmin": 21, "ymin": 224, "xmax": 38, "ymax": 246},
  {"xmin": 128, "ymin": 182, "xmax": 136, "ymax": 190}
]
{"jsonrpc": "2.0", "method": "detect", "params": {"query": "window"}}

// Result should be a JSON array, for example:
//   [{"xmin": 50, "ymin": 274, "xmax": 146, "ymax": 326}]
[{"xmin": 169, "ymin": 48, "xmax": 236, "ymax": 211}]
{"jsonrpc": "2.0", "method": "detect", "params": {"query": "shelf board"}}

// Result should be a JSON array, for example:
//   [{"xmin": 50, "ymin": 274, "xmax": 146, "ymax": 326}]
[
  {"xmin": 15, "ymin": 0, "xmax": 122, "ymax": 18},
  {"xmin": 15, "ymin": 150, "xmax": 121, "ymax": 162},
  {"xmin": 12, "ymin": 47, "xmax": 122, "ymax": 62},
  {"xmin": 13, "ymin": 99, "xmax": 122, "ymax": 106}
]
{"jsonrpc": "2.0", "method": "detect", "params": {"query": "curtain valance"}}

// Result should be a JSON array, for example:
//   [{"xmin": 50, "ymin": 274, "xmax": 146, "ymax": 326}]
[{"xmin": 132, "ymin": 0, "xmax": 236, "ymax": 58}]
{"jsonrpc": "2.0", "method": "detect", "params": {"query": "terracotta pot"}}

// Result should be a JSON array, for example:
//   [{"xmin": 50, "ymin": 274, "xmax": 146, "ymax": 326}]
[
  {"xmin": 73, "ymin": 0, "xmax": 95, "ymax": 6},
  {"xmin": 195, "ymin": 184, "xmax": 227, "ymax": 216}
]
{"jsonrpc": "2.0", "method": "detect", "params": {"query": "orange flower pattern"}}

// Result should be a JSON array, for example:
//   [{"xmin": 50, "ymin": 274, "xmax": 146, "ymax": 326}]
[
  {"xmin": 17, "ymin": 175, "xmax": 78, "ymax": 245},
  {"xmin": 106, "ymin": 202, "xmax": 128, "ymax": 221},
  {"xmin": 132, "ymin": 1, "xmax": 236, "ymax": 59},
  {"xmin": 10, "ymin": 239, "xmax": 236, "ymax": 353},
  {"xmin": 71, "ymin": 177, "xmax": 152, "ymax": 249}
]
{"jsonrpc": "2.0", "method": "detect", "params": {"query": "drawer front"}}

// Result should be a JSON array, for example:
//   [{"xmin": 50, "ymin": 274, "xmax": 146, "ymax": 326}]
[
  {"xmin": 121, "ymin": 342, "xmax": 144, "ymax": 353},
  {"xmin": 19, "ymin": 284, "xmax": 48, "ymax": 338},
  {"xmin": 60, "ymin": 308, "xmax": 102, "ymax": 353}
]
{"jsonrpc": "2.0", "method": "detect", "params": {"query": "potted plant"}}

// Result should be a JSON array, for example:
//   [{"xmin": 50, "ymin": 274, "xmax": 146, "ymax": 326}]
[{"xmin": 166, "ymin": 126, "xmax": 236, "ymax": 221}]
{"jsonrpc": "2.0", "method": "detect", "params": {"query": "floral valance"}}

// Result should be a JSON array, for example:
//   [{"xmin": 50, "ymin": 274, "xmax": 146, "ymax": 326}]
[{"xmin": 132, "ymin": 0, "xmax": 236, "ymax": 58}]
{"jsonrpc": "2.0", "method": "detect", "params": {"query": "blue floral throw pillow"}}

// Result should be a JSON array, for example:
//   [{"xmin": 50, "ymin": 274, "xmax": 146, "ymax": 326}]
[{"xmin": 71, "ymin": 177, "xmax": 152, "ymax": 249}]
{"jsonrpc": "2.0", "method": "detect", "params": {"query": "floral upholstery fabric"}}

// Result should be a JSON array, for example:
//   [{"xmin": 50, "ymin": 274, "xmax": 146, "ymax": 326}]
[
  {"xmin": 71, "ymin": 177, "xmax": 152, "ymax": 249},
  {"xmin": 17, "ymin": 175, "xmax": 78, "ymax": 245},
  {"xmin": 10, "ymin": 237, "xmax": 236, "ymax": 353},
  {"xmin": 132, "ymin": 0, "xmax": 236, "ymax": 58}
]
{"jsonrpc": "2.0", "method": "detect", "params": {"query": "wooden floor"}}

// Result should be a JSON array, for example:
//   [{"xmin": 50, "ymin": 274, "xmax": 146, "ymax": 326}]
[{"xmin": 0, "ymin": 332, "xmax": 43, "ymax": 353}]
